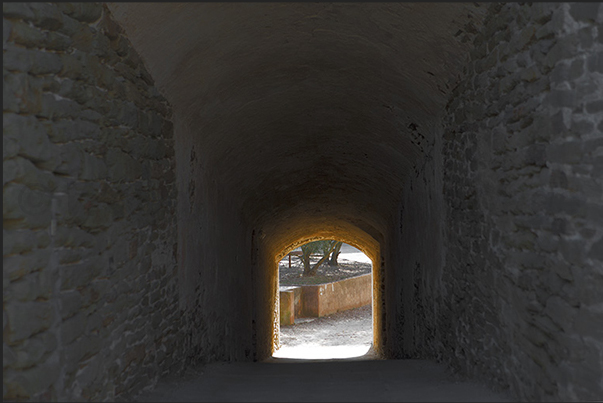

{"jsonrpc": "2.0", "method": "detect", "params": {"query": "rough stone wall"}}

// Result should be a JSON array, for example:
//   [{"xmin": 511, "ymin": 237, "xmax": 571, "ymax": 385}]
[
  {"xmin": 435, "ymin": 2, "xmax": 602, "ymax": 401},
  {"xmin": 3, "ymin": 3, "xmax": 185, "ymax": 401},
  {"xmin": 391, "ymin": 117, "xmax": 445, "ymax": 361},
  {"xmin": 174, "ymin": 120, "xmax": 256, "ymax": 364}
]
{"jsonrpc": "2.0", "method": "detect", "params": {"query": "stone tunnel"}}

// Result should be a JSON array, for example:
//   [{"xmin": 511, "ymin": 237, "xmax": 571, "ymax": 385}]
[{"xmin": 2, "ymin": 2, "xmax": 603, "ymax": 401}]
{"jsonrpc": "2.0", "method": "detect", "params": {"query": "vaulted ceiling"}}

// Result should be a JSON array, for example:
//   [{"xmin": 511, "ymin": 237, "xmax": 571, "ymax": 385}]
[{"xmin": 108, "ymin": 3, "xmax": 487, "ymax": 247}]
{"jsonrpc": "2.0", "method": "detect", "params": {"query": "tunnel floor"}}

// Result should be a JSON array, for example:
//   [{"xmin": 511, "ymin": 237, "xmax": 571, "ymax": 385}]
[
  {"xmin": 133, "ymin": 359, "xmax": 512, "ymax": 402},
  {"xmin": 134, "ymin": 305, "xmax": 512, "ymax": 402}
]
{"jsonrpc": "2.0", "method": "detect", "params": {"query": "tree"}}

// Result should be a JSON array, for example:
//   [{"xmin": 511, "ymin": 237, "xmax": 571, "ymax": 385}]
[
  {"xmin": 297, "ymin": 240, "xmax": 340, "ymax": 277},
  {"xmin": 328, "ymin": 241, "xmax": 343, "ymax": 266}
]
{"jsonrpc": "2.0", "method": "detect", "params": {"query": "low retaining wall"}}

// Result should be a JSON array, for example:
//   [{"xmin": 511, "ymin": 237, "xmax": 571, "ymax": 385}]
[
  {"xmin": 279, "ymin": 287, "xmax": 296, "ymax": 326},
  {"xmin": 279, "ymin": 274, "xmax": 371, "ymax": 324}
]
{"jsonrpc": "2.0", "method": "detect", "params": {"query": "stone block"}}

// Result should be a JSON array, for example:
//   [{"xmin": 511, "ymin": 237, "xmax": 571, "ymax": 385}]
[
  {"xmin": 544, "ymin": 296, "xmax": 577, "ymax": 333},
  {"xmin": 3, "ymin": 229, "xmax": 49, "ymax": 256},
  {"xmin": 545, "ymin": 34, "xmax": 580, "ymax": 69},
  {"xmin": 56, "ymin": 12, "xmax": 82, "ymax": 38},
  {"xmin": 2, "ymin": 3, "xmax": 35, "ymax": 21},
  {"xmin": 560, "ymin": 238, "xmax": 586, "ymax": 266},
  {"xmin": 3, "ymin": 113, "xmax": 60, "ymax": 166},
  {"xmin": 549, "ymin": 170, "xmax": 568, "ymax": 189},
  {"xmin": 3, "ymin": 343, "xmax": 17, "ymax": 368},
  {"xmin": 81, "ymin": 203, "xmax": 113, "ymax": 230},
  {"xmin": 28, "ymin": 2, "xmax": 64, "ymax": 31},
  {"xmin": 3, "ymin": 182, "xmax": 52, "ymax": 230},
  {"xmin": 3, "ymin": 156, "xmax": 56, "ymax": 190},
  {"xmin": 59, "ymin": 257, "xmax": 103, "ymax": 290},
  {"xmin": 546, "ymin": 141, "xmax": 582, "ymax": 164},
  {"xmin": 569, "ymin": 3, "xmax": 601, "ymax": 22},
  {"xmin": 3, "ymin": 368, "xmax": 30, "ymax": 400},
  {"xmin": 588, "ymin": 237, "xmax": 603, "ymax": 262},
  {"xmin": 8, "ymin": 270, "xmax": 56, "ymax": 302},
  {"xmin": 3, "ymin": 136, "xmax": 20, "ymax": 160},
  {"xmin": 569, "ymin": 58, "xmax": 585, "ymax": 82},
  {"xmin": 567, "ymin": 176, "xmax": 603, "ymax": 198},
  {"xmin": 535, "ymin": 232, "xmax": 560, "ymax": 253},
  {"xmin": 85, "ymin": 311, "xmax": 103, "ymax": 334},
  {"xmin": 80, "ymin": 153, "xmax": 108, "ymax": 181},
  {"xmin": 3, "ymin": 17, "xmax": 12, "ymax": 45},
  {"xmin": 585, "ymin": 100, "xmax": 603, "ymax": 114},
  {"xmin": 520, "ymin": 65, "xmax": 540, "ymax": 83},
  {"xmin": 44, "ymin": 119, "xmax": 101, "ymax": 143},
  {"xmin": 59, "ymin": 52, "xmax": 85, "ymax": 81},
  {"xmin": 123, "ymin": 134, "xmax": 149, "ymax": 160},
  {"xmin": 9, "ymin": 331, "xmax": 57, "ymax": 369},
  {"xmin": 3, "ymin": 157, "xmax": 18, "ymax": 185},
  {"xmin": 80, "ymin": 108, "xmax": 104, "ymax": 124},
  {"xmin": 578, "ymin": 26, "xmax": 595, "ymax": 49},
  {"xmin": 160, "ymin": 116, "xmax": 175, "ymax": 139},
  {"xmin": 3, "ymin": 251, "xmax": 51, "ymax": 282},
  {"xmin": 106, "ymin": 148, "xmax": 142, "ymax": 182},
  {"xmin": 4, "ymin": 300, "xmax": 54, "ymax": 343},
  {"xmin": 571, "ymin": 119, "xmax": 594, "ymax": 136},
  {"xmin": 39, "ymin": 93, "xmax": 82, "ymax": 121},
  {"xmin": 551, "ymin": 261, "xmax": 573, "ymax": 282},
  {"xmin": 7, "ymin": 20, "xmax": 45, "ymax": 48},
  {"xmin": 511, "ymin": 25, "xmax": 536, "ymax": 53},
  {"xmin": 545, "ymin": 89, "xmax": 575, "ymax": 108},
  {"xmin": 70, "ymin": 24, "xmax": 95, "ymax": 54},
  {"xmin": 524, "ymin": 143, "xmax": 547, "ymax": 167},
  {"xmin": 54, "ymin": 143, "xmax": 83, "ymax": 177},
  {"xmin": 3, "ymin": 358, "xmax": 61, "ymax": 400},
  {"xmin": 3, "ymin": 71, "xmax": 34, "ymax": 113},
  {"xmin": 587, "ymin": 52, "xmax": 603, "ymax": 73},
  {"xmin": 550, "ymin": 61, "xmax": 570, "ymax": 85},
  {"xmin": 61, "ymin": 313, "xmax": 87, "ymax": 345},
  {"xmin": 64, "ymin": 334, "xmax": 101, "ymax": 364},
  {"xmin": 57, "ymin": 248, "xmax": 87, "ymax": 265},
  {"xmin": 56, "ymin": 3, "xmax": 102, "ymax": 23},
  {"xmin": 76, "ymin": 356, "xmax": 104, "ymax": 396},
  {"xmin": 116, "ymin": 101, "xmax": 140, "ymax": 128},
  {"xmin": 574, "ymin": 306, "xmax": 603, "ymax": 340},
  {"xmin": 3, "ymin": 44, "xmax": 63, "ymax": 75},
  {"xmin": 60, "ymin": 290, "xmax": 83, "ymax": 320}
]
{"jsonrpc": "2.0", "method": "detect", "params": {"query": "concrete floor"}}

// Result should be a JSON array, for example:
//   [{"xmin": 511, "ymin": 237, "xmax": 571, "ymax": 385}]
[{"xmin": 134, "ymin": 358, "xmax": 513, "ymax": 402}]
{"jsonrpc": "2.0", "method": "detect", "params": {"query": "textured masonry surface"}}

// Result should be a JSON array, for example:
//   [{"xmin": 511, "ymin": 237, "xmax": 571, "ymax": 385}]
[
  {"xmin": 398, "ymin": 3, "xmax": 603, "ymax": 402},
  {"xmin": 3, "ymin": 3, "xmax": 186, "ymax": 401}
]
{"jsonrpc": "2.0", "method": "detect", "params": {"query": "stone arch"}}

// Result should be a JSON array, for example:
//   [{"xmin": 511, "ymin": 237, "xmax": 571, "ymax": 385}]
[{"xmin": 252, "ymin": 216, "xmax": 384, "ymax": 357}]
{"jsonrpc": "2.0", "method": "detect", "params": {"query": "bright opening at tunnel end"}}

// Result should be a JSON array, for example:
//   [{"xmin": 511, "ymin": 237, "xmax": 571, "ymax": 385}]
[{"xmin": 276, "ymin": 243, "xmax": 374, "ymax": 361}]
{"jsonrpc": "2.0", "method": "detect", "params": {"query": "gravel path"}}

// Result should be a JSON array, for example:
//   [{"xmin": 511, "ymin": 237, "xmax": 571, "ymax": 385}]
[
  {"xmin": 279, "ymin": 304, "xmax": 372, "ymax": 348},
  {"xmin": 275, "ymin": 304, "xmax": 374, "ymax": 360}
]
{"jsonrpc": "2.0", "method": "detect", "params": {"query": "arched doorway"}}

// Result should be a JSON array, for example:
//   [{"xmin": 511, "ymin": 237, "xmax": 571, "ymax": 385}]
[
  {"xmin": 254, "ymin": 221, "xmax": 385, "ymax": 361},
  {"xmin": 274, "ymin": 240, "xmax": 374, "ymax": 360}
]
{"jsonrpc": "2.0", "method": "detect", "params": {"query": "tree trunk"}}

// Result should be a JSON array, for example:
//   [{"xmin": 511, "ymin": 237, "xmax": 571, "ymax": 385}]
[
  {"xmin": 301, "ymin": 257, "xmax": 312, "ymax": 276},
  {"xmin": 328, "ymin": 242, "xmax": 343, "ymax": 266},
  {"xmin": 303, "ymin": 243, "xmax": 337, "ymax": 277}
]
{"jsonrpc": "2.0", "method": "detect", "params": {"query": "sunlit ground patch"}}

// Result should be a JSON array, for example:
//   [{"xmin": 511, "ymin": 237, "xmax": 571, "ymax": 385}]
[{"xmin": 273, "ymin": 344, "xmax": 371, "ymax": 360}]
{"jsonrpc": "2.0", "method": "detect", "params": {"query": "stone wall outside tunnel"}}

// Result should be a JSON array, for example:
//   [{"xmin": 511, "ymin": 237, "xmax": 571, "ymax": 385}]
[
  {"xmin": 398, "ymin": 3, "xmax": 603, "ymax": 402},
  {"xmin": 3, "ymin": 3, "xmax": 185, "ymax": 401}
]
